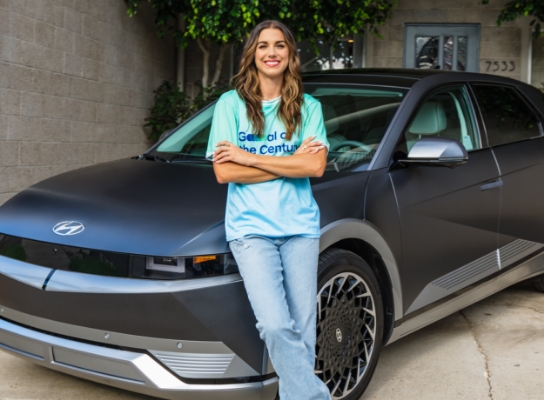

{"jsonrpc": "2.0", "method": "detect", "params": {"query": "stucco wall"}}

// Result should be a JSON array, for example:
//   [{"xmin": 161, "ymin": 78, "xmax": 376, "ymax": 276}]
[
  {"xmin": 369, "ymin": 0, "xmax": 523, "ymax": 81},
  {"xmin": 532, "ymin": 37, "xmax": 544, "ymax": 90},
  {"xmin": 0, "ymin": 0, "xmax": 176, "ymax": 205}
]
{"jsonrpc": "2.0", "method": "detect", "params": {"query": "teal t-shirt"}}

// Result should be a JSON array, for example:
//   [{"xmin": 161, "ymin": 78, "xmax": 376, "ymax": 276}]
[{"xmin": 206, "ymin": 90, "xmax": 329, "ymax": 241}]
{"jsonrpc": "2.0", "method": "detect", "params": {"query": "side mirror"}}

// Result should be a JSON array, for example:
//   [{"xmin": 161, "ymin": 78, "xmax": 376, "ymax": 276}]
[{"xmin": 399, "ymin": 137, "xmax": 468, "ymax": 168}]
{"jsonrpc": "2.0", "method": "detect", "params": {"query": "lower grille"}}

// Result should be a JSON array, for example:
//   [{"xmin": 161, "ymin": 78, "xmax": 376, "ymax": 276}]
[{"xmin": 150, "ymin": 351, "xmax": 234, "ymax": 379}]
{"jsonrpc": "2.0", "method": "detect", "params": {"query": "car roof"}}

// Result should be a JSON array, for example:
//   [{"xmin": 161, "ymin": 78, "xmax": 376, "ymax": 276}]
[
  {"xmin": 302, "ymin": 68, "xmax": 537, "ymax": 91},
  {"xmin": 302, "ymin": 68, "xmax": 448, "ymax": 88}
]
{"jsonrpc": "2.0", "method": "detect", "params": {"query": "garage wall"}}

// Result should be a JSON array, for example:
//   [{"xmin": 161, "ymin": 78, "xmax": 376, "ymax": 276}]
[{"xmin": 0, "ymin": 0, "xmax": 176, "ymax": 205}]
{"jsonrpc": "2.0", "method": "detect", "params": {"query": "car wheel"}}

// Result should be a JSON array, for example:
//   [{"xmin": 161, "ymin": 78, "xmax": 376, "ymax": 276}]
[
  {"xmin": 533, "ymin": 275, "xmax": 544, "ymax": 292},
  {"xmin": 315, "ymin": 248, "xmax": 384, "ymax": 400}
]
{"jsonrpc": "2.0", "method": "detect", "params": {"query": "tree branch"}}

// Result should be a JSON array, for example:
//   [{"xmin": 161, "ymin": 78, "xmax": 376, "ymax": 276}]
[
  {"xmin": 212, "ymin": 44, "xmax": 229, "ymax": 88},
  {"xmin": 197, "ymin": 38, "xmax": 210, "ymax": 88}
]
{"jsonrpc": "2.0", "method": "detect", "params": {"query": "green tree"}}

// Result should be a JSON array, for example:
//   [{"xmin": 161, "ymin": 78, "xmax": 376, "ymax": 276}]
[
  {"xmin": 125, "ymin": 0, "xmax": 395, "ymax": 88},
  {"xmin": 144, "ymin": 80, "xmax": 228, "ymax": 140},
  {"xmin": 126, "ymin": 0, "xmax": 269, "ymax": 88},
  {"xmin": 481, "ymin": 0, "xmax": 544, "ymax": 38}
]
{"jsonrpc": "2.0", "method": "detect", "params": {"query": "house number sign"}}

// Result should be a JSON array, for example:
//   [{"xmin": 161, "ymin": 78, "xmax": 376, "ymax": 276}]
[{"xmin": 485, "ymin": 61, "xmax": 516, "ymax": 73}]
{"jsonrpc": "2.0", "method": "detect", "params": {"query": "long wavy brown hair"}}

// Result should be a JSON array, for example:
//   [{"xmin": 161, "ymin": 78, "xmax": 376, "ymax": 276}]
[{"xmin": 232, "ymin": 20, "xmax": 303, "ymax": 140}]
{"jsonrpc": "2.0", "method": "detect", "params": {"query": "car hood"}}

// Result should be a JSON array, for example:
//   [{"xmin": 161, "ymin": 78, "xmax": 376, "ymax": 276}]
[
  {"xmin": 0, "ymin": 158, "xmax": 369, "ymax": 256},
  {"xmin": 0, "ymin": 159, "xmax": 230, "ymax": 256}
]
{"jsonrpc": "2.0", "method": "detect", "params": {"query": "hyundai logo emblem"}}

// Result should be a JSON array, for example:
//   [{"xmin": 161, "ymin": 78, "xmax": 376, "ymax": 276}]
[{"xmin": 52, "ymin": 221, "xmax": 85, "ymax": 236}]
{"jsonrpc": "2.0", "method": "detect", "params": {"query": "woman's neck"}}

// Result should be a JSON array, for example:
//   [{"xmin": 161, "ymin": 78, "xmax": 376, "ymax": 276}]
[{"xmin": 258, "ymin": 73, "xmax": 284, "ymax": 100}]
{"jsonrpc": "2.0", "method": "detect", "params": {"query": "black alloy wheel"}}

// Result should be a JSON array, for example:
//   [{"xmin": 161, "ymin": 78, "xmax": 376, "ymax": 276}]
[{"xmin": 315, "ymin": 248, "xmax": 384, "ymax": 400}]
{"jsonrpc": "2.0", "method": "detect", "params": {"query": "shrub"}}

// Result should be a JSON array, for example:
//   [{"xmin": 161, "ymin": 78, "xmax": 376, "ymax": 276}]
[{"xmin": 145, "ymin": 81, "xmax": 229, "ymax": 142}]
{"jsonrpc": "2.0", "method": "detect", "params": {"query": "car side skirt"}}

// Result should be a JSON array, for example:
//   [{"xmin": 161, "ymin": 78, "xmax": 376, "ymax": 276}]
[
  {"xmin": 388, "ymin": 246, "xmax": 544, "ymax": 344},
  {"xmin": 406, "ymin": 239, "xmax": 544, "ymax": 314}
]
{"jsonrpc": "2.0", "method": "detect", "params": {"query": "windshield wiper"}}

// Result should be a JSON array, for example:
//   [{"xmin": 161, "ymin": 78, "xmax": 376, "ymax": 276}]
[
  {"xmin": 170, "ymin": 158, "xmax": 211, "ymax": 164},
  {"xmin": 168, "ymin": 154, "xmax": 211, "ymax": 163},
  {"xmin": 133, "ymin": 153, "xmax": 169, "ymax": 163}
]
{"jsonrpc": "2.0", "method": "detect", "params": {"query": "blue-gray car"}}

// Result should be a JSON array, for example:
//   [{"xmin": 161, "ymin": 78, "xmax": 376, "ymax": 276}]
[{"xmin": 1, "ymin": 69, "xmax": 544, "ymax": 400}]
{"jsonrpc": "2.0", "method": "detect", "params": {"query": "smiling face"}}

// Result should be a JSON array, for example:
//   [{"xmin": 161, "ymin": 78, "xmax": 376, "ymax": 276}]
[{"xmin": 254, "ymin": 28, "xmax": 289, "ymax": 82}]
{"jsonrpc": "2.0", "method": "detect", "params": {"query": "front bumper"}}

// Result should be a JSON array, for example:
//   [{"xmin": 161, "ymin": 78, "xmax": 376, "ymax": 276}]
[{"xmin": 0, "ymin": 317, "xmax": 278, "ymax": 400}]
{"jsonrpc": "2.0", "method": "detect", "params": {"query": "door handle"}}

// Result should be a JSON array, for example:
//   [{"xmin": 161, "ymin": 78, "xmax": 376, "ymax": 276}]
[{"xmin": 481, "ymin": 179, "xmax": 503, "ymax": 191}]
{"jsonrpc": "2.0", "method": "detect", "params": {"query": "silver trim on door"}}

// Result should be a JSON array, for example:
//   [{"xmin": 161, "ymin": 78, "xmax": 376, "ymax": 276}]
[
  {"xmin": 388, "ymin": 245, "xmax": 544, "ymax": 344},
  {"xmin": 406, "ymin": 239, "xmax": 543, "ymax": 314}
]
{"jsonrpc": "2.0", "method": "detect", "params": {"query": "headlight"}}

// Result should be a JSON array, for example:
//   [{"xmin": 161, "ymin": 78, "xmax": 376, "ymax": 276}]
[
  {"xmin": 0, "ymin": 234, "xmax": 238, "ymax": 281},
  {"xmin": 136, "ymin": 253, "xmax": 238, "ymax": 280},
  {"xmin": 146, "ymin": 256, "xmax": 185, "ymax": 273}
]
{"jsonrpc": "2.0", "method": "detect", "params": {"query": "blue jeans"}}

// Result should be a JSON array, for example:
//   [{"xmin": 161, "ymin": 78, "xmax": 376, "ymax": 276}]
[{"xmin": 229, "ymin": 236, "xmax": 331, "ymax": 400}]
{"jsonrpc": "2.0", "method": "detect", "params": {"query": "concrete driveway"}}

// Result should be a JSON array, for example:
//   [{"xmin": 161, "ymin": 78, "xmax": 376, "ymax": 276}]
[{"xmin": 0, "ymin": 281, "xmax": 542, "ymax": 400}]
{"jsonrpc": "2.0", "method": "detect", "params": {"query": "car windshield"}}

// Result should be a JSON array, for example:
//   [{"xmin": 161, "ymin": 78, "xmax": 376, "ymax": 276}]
[{"xmin": 150, "ymin": 83, "xmax": 407, "ymax": 171}]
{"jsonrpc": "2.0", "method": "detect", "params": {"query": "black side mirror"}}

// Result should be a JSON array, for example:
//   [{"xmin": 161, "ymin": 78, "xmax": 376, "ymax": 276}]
[{"xmin": 399, "ymin": 137, "xmax": 468, "ymax": 169}]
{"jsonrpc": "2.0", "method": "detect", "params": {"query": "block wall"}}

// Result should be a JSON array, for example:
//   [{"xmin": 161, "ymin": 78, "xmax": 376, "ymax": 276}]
[
  {"xmin": 370, "ymin": 0, "xmax": 523, "ymax": 81},
  {"xmin": 0, "ymin": 0, "xmax": 176, "ymax": 205}
]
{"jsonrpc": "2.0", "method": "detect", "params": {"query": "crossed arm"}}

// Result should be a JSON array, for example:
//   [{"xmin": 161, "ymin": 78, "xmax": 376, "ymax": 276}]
[{"xmin": 212, "ymin": 136, "xmax": 327, "ymax": 184}]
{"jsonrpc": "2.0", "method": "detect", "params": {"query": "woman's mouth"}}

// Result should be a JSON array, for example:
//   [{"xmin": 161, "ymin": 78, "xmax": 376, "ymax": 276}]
[{"xmin": 264, "ymin": 60, "xmax": 281, "ymax": 67}]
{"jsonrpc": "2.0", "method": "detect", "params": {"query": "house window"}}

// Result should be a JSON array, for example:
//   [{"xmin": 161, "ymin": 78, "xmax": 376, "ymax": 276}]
[{"xmin": 404, "ymin": 24, "xmax": 480, "ymax": 72}]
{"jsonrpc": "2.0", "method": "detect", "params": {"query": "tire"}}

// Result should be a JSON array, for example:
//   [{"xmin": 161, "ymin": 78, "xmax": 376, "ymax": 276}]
[
  {"xmin": 315, "ymin": 248, "xmax": 384, "ymax": 400},
  {"xmin": 533, "ymin": 275, "xmax": 544, "ymax": 292}
]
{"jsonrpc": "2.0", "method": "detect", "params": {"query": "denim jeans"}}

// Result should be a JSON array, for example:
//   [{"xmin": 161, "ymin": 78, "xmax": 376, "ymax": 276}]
[{"xmin": 229, "ymin": 236, "xmax": 331, "ymax": 400}]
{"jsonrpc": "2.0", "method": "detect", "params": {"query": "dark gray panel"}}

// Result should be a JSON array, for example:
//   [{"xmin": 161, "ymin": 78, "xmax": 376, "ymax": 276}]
[
  {"xmin": 364, "ymin": 168, "xmax": 403, "ymax": 269},
  {"xmin": 493, "ymin": 137, "xmax": 544, "ymax": 244},
  {"xmin": 312, "ymin": 171, "xmax": 369, "ymax": 227},
  {"xmin": 390, "ymin": 149, "xmax": 500, "ymax": 312}
]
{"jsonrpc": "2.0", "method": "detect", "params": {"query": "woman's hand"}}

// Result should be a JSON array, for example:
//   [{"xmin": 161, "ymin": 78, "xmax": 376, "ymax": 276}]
[
  {"xmin": 213, "ymin": 141, "xmax": 255, "ymax": 166},
  {"xmin": 294, "ymin": 136, "xmax": 326, "ymax": 155}
]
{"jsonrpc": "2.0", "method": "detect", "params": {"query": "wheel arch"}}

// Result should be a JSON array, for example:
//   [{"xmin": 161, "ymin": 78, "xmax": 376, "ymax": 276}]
[{"xmin": 320, "ymin": 219, "xmax": 402, "ymax": 345}]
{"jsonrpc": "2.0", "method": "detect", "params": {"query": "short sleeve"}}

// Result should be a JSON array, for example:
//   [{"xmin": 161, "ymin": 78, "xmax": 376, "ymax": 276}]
[
  {"xmin": 302, "ymin": 100, "xmax": 329, "ymax": 150},
  {"xmin": 206, "ymin": 96, "xmax": 239, "ymax": 160}
]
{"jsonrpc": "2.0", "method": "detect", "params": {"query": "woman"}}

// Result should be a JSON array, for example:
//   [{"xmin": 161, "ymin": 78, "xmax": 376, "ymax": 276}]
[{"xmin": 206, "ymin": 20, "xmax": 331, "ymax": 400}]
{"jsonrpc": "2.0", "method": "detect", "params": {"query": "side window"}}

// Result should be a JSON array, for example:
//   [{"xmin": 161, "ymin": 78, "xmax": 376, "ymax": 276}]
[
  {"xmin": 471, "ymin": 85, "xmax": 542, "ymax": 147},
  {"xmin": 403, "ymin": 86, "xmax": 480, "ymax": 153}
]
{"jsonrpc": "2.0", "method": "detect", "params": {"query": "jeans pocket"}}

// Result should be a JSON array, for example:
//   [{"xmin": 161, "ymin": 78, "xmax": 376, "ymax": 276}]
[{"xmin": 229, "ymin": 239, "xmax": 250, "ymax": 252}]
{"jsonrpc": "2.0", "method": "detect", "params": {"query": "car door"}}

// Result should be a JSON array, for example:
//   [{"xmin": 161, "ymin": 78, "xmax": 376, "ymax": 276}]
[
  {"xmin": 471, "ymin": 84, "xmax": 544, "ymax": 268},
  {"xmin": 389, "ymin": 84, "xmax": 501, "ymax": 315}
]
